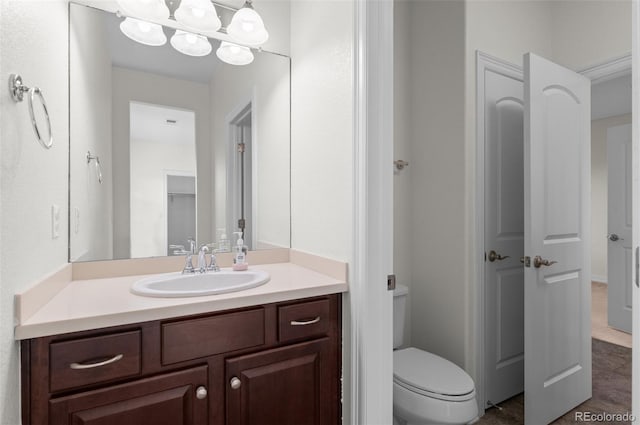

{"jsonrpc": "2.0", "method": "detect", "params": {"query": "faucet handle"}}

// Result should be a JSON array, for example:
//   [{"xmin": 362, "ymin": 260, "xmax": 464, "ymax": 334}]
[
  {"xmin": 208, "ymin": 253, "xmax": 220, "ymax": 272},
  {"xmin": 182, "ymin": 254, "xmax": 195, "ymax": 274}
]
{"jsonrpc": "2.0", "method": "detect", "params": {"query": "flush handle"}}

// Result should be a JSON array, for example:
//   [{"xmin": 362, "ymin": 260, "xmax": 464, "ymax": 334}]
[{"xmin": 488, "ymin": 250, "xmax": 510, "ymax": 262}]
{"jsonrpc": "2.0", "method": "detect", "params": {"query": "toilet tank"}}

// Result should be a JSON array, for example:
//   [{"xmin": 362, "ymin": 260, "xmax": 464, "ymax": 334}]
[{"xmin": 393, "ymin": 284, "xmax": 409, "ymax": 349}]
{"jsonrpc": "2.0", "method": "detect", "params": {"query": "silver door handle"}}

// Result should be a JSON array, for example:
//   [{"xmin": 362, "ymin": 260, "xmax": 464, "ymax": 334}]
[{"xmin": 608, "ymin": 233, "xmax": 623, "ymax": 242}]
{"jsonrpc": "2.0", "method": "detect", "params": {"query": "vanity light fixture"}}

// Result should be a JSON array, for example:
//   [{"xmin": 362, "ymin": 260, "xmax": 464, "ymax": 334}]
[
  {"xmin": 227, "ymin": 0, "xmax": 269, "ymax": 47},
  {"xmin": 216, "ymin": 41, "xmax": 254, "ymax": 65},
  {"xmin": 120, "ymin": 17, "xmax": 167, "ymax": 46},
  {"xmin": 171, "ymin": 30, "xmax": 213, "ymax": 56},
  {"xmin": 175, "ymin": 0, "xmax": 222, "ymax": 33},
  {"xmin": 116, "ymin": 0, "xmax": 170, "ymax": 21}
]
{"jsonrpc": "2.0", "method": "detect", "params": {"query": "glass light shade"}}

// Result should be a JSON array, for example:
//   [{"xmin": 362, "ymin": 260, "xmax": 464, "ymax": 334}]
[
  {"xmin": 227, "ymin": 4, "xmax": 269, "ymax": 47},
  {"xmin": 175, "ymin": 0, "xmax": 221, "ymax": 32},
  {"xmin": 216, "ymin": 41, "xmax": 254, "ymax": 66},
  {"xmin": 116, "ymin": 0, "xmax": 170, "ymax": 21},
  {"xmin": 120, "ymin": 17, "xmax": 167, "ymax": 46},
  {"xmin": 171, "ymin": 30, "xmax": 212, "ymax": 57}
]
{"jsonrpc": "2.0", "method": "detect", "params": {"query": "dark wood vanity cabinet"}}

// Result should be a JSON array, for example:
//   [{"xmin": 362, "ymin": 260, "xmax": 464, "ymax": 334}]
[{"xmin": 21, "ymin": 294, "xmax": 341, "ymax": 425}]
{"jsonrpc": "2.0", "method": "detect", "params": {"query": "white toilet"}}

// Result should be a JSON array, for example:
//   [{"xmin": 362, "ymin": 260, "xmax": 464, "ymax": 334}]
[{"xmin": 393, "ymin": 284, "xmax": 478, "ymax": 425}]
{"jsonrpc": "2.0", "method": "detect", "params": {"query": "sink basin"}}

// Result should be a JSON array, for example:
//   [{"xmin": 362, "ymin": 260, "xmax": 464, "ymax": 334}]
[{"xmin": 131, "ymin": 269, "xmax": 270, "ymax": 298}]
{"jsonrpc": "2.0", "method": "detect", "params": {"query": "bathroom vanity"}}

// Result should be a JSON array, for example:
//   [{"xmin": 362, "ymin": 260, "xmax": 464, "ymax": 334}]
[
  {"xmin": 16, "ymin": 252, "xmax": 347, "ymax": 425},
  {"xmin": 21, "ymin": 293, "xmax": 341, "ymax": 425}
]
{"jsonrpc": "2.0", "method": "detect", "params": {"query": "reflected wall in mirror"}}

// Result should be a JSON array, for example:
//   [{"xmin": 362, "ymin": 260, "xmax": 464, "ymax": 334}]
[{"xmin": 69, "ymin": 2, "xmax": 291, "ymax": 262}]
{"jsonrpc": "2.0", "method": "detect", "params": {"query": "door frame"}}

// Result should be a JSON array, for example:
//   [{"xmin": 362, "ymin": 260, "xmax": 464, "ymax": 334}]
[
  {"xmin": 348, "ymin": 0, "xmax": 395, "ymax": 423},
  {"xmin": 632, "ymin": 0, "xmax": 639, "ymax": 417},
  {"xmin": 225, "ymin": 92, "xmax": 258, "ymax": 249},
  {"xmin": 474, "ymin": 51, "xmax": 632, "ymax": 416}
]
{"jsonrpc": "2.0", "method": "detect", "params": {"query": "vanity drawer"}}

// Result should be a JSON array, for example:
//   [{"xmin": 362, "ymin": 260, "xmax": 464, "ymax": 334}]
[
  {"xmin": 278, "ymin": 298, "xmax": 331, "ymax": 342},
  {"xmin": 50, "ymin": 330, "xmax": 141, "ymax": 393},
  {"xmin": 162, "ymin": 308, "xmax": 265, "ymax": 365}
]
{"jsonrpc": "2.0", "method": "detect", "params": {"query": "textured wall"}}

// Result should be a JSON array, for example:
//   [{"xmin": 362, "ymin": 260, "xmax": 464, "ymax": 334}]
[
  {"xmin": 289, "ymin": 0, "xmax": 353, "ymax": 261},
  {"xmin": 0, "ymin": 2, "xmax": 69, "ymax": 424}
]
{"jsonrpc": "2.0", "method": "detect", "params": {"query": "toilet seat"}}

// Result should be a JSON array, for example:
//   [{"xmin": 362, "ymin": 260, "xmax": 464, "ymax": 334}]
[{"xmin": 393, "ymin": 348, "xmax": 475, "ymax": 402}]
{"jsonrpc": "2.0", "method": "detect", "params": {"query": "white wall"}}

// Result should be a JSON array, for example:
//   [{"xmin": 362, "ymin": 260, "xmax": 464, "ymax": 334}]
[
  {"xmin": 551, "ymin": 1, "xmax": 631, "ymax": 71},
  {"xmin": 396, "ymin": 0, "xmax": 467, "ymax": 367},
  {"xmin": 394, "ymin": 0, "xmax": 412, "ymax": 348},
  {"xmin": 289, "ymin": 0, "xmax": 353, "ymax": 261},
  {"xmin": 209, "ymin": 52, "xmax": 290, "ymax": 249},
  {"xmin": 112, "ymin": 67, "xmax": 212, "ymax": 258},
  {"xmin": 591, "ymin": 113, "xmax": 632, "ymax": 282},
  {"xmin": 69, "ymin": 4, "xmax": 114, "ymax": 262},
  {"xmin": 130, "ymin": 137, "xmax": 196, "ymax": 257},
  {"xmin": 0, "ymin": 2, "xmax": 69, "ymax": 424}
]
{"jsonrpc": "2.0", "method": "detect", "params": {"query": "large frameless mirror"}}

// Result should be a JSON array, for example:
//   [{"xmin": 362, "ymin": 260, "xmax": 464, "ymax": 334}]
[{"xmin": 69, "ymin": 2, "xmax": 291, "ymax": 262}]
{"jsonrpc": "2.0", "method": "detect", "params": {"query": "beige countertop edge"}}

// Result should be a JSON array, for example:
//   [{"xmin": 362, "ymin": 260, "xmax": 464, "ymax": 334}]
[
  {"xmin": 16, "ymin": 249, "xmax": 348, "ymax": 325},
  {"xmin": 15, "ymin": 282, "xmax": 348, "ymax": 340}
]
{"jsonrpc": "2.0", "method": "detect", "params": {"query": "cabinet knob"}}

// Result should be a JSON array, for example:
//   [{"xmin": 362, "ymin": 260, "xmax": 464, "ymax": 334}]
[
  {"xmin": 230, "ymin": 377, "xmax": 242, "ymax": 390},
  {"xmin": 196, "ymin": 386, "xmax": 208, "ymax": 400}
]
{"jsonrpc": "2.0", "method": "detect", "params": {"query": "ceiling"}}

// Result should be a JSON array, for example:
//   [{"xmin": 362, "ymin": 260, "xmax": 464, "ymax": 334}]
[
  {"xmin": 130, "ymin": 102, "xmax": 196, "ymax": 145},
  {"xmin": 591, "ymin": 74, "xmax": 632, "ymax": 121}
]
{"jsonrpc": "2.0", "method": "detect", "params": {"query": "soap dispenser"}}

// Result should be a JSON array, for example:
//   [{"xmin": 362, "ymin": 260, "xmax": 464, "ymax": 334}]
[{"xmin": 232, "ymin": 231, "xmax": 248, "ymax": 271}]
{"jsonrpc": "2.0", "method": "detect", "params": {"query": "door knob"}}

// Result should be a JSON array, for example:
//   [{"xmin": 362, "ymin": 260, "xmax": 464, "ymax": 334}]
[
  {"xmin": 608, "ymin": 233, "xmax": 623, "ymax": 242},
  {"xmin": 196, "ymin": 386, "xmax": 208, "ymax": 400},
  {"xmin": 533, "ymin": 256, "xmax": 557, "ymax": 268},
  {"xmin": 230, "ymin": 377, "xmax": 242, "ymax": 390},
  {"xmin": 488, "ymin": 250, "xmax": 510, "ymax": 262}
]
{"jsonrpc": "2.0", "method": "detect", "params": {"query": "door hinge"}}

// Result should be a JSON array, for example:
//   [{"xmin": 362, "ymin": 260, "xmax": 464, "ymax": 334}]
[
  {"xmin": 237, "ymin": 143, "xmax": 246, "ymax": 153},
  {"xmin": 636, "ymin": 246, "xmax": 640, "ymax": 288},
  {"xmin": 520, "ymin": 256, "xmax": 531, "ymax": 268},
  {"xmin": 387, "ymin": 274, "xmax": 396, "ymax": 291},
  {"xmin": 237, "ymin": 218, "xmax": 246, "ymax": 230}
]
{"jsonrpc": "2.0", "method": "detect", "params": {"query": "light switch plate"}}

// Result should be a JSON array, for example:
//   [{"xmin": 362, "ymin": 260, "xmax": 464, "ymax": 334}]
[{"xmin": 51, "ymin": 204, "xmax": 60, "ymax": 239}]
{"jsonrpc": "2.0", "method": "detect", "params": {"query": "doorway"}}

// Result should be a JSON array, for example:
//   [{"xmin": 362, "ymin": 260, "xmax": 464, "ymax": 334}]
[
  {"xmin": 478, "ymin": 51, "xmax": 633, "ymax": 423},
  {"xmin": 226, "ymin": 101, "xmax": 255, "ymax": 250}
]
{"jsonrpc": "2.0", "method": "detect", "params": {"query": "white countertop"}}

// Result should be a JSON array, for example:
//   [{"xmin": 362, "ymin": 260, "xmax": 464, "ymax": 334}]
[{"xmin": 15, "ymin": 262, "xmax": 347, "ymax": 340}]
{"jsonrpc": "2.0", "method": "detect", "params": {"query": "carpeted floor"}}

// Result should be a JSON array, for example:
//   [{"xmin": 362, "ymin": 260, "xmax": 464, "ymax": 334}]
[{"xmin": 477, "ymin": 338, "xmax": 632, "ymax": 424}]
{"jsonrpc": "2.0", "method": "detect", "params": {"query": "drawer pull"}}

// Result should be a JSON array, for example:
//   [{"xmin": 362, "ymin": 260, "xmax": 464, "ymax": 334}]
[
  {"xmin": 69, "ymin": 354, "xmax": 124, "ymax": 370},
  {"xmin": 290, "ymin": 316, "xmax": 321, "ymax": 326}
]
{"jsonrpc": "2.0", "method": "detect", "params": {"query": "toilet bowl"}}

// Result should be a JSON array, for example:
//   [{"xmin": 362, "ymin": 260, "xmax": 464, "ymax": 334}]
[
  {"xmin": 393, "ymin": 347, "xmax": 478, "ymax": 424},
  {"xmin": 393, "ymin": 285, "xmax": 478, "ymax": 425}
]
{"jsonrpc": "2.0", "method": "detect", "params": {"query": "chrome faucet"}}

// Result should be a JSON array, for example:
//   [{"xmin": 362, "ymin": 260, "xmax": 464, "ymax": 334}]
[{"xmin": 197, "ymin": 245, "xmax": 209, "ymax": 274}]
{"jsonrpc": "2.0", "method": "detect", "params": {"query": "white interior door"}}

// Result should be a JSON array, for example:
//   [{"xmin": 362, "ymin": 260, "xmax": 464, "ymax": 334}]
[
  {"xmin": 607, "ymin": 123, "xmax": 633, "ymax": 333},
  {"xmin": 524, "ymin": 53, "xmax": 592, "ymax": 425},
  {"xmin": 483, "ymin": 63, "xmax": 526, "ymax": 406}
]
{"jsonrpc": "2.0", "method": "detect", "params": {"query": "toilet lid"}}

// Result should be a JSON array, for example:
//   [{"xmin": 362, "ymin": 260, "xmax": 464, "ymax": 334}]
[{"xmin": 393, "ymin": 348, "xmax": 475, "ymax": 399}]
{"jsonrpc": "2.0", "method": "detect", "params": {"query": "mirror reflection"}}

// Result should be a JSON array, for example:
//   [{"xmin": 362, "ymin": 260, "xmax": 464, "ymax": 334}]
[{"xmin": 69, "ymin": 3, "xmax": 291, "ymax": 262}]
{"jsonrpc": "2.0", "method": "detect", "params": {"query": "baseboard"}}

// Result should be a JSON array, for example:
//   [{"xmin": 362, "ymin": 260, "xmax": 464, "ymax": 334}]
[{"xmin": 592, "ymin": 275, "xmax": 608, "ymax": 284}]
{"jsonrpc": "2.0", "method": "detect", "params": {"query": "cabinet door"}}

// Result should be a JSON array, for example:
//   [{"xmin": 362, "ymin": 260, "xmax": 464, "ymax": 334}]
[
  {"xmin": 49, "ymin": 366, "xmax": 208, "ymax": 425},
  {"xmin": 226, "ymin": 338, "xmax": 338, "ymax": 425}
]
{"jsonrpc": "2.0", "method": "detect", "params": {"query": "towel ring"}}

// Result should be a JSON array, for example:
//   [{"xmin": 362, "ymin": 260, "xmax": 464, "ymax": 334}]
[{"xmin": 9, "ymin": 74, "xmax": 53, "ymax": 150}]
